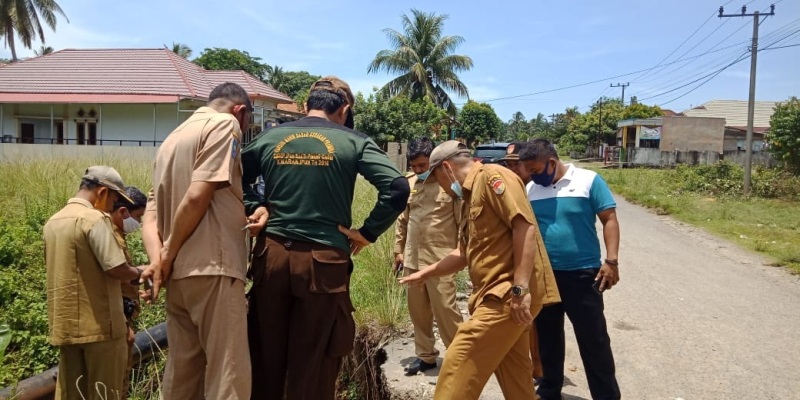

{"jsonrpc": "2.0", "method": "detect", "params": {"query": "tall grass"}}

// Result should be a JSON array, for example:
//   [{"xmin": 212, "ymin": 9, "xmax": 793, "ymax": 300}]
[{"xmin": 0, "ymin": 158, "xmax": 409, "ymax": 397}]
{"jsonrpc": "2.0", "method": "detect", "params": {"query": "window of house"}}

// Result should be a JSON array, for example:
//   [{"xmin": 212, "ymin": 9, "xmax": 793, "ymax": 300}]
[
  {"xmin": 56, "ymin": 122, "xmax": 64, "ymax": 144},
  {"xmin": 75, "ymin": 121, "xmax": 98, "ymax": 145},
  {"xmin": 639, "ymin": 139, "xmax": 661, "ymax": 149},
  {"xmin": 20, "ymin": 123, "xmax": 34, "ymax": 144}
]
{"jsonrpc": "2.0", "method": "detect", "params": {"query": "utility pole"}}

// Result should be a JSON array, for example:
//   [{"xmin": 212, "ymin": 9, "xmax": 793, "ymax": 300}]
[
  {"xmin": 719, "ymin": 4, "xmax": 775, "ymax": 194},
  {"xmin": 610, "ymin": 82, "xmax": 630, "ymax": 106},
  {"xmin": 597, "ymin": 98, "xmax": 603, "ymax": 157}
]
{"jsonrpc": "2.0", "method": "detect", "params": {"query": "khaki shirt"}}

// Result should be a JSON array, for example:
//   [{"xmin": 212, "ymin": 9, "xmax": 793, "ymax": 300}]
[
  {"xmin": 394, "ymin": 174, "xmax": 461, "ymax": 269},
  {"xmin": 44, "ymin": 198, "xmax": 127, "ymax": 345},
  {"xmin": 112, "ymin": 225, "xmax": 138, "ymax": 300},
  {"xmin": 460, "ymin": 163, "xmax": 560, "ymax": 313},
  {"xmin": 149, "ymin": 107, "xmax": 248, "ymax": 281}
]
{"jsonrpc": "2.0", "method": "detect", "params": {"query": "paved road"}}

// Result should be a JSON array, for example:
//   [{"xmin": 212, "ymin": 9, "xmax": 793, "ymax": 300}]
[{"xmin": 384, "ymin": 195, "xmax": 800, "ymax": 399}]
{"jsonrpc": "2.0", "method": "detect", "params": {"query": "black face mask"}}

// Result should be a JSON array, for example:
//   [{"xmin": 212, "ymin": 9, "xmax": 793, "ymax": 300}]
[{"xmin": 345, "ymin": 109, "xmax": 354, "ymax": 129}]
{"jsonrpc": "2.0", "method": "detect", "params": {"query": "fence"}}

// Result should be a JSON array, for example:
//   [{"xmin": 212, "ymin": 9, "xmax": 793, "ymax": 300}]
[{"xmin": 626, "ymin": 148, "xmax": 777, "ymax": 168}]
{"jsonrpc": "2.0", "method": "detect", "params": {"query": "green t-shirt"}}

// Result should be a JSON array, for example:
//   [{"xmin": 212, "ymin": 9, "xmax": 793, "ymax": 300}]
[{"xmin": 242, "ymin": 117, "xmax": 408, "ymax": 252}]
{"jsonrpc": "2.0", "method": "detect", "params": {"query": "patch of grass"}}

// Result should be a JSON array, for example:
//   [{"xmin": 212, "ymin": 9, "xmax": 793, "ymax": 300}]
[
  {"xmin": 0, "ymin": 159, "xmax": 410, "ymax": 398},
  {"xmin": 596, "ymin": 167, "xmax": 800, "ymax": 274}
]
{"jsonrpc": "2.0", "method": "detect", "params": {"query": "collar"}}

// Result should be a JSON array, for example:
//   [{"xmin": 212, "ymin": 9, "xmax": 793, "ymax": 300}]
[
  {"xmin": 553, "ymin": 163, "xmax": 576, "ymax": 186},
  {"xmin": 462, "ymin": 162, "xmax": 483, "ymax": 192},
  {"xmin": 193, "ymin": 106, "xmax": 218, "ymax": 114},
  {"xmin": 67, "ymin": 198, "xmax": 94, "ymax": 208}
]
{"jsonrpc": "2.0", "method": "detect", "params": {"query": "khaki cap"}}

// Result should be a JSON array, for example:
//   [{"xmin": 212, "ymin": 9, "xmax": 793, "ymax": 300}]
[
  {"xmin": 428, "ymin": 140, "xmax": 471, "ymax": 172},
  {"xmin": 82, "ymin": 166, "xmax": 134, "ymax": 204},
  {"xmin": 309, "ymin": 76, "xmax": 355, "ymax": 128}
]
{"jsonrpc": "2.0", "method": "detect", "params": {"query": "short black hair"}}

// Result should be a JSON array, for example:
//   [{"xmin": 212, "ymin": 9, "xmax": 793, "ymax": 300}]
[
  {"xmin": 407, "ymin": 137, "xmax": 435, "ymax": 161},
  {"xmin": 519, "ymin": 139, "xmax": 558, "ymax": 161},
  {"xmin": 306, "ymin": 90, "xmax": 346, "ymax": 114},
  {"xmin": 79, "ymin": 178, "xmax": 100, "ymax": 191},
  {"xmin": 113, "ymin": 186, "xmax": 147, "ymax": 211},
  {"xmin": 209, "ymin": 82, "xmax": 253, "ymax": 112}
]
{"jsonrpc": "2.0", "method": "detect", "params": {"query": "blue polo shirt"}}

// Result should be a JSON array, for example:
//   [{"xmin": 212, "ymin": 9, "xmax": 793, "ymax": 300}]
[{"xmin": 527, "ymin": 164, "xmax": 616, "ymax": 271}]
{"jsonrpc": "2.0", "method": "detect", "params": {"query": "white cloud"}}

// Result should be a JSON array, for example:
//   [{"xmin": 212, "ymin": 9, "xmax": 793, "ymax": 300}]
[
  {"xmin": 466, "ymin": 85, "xmax": 503, "ymax": 102},
  {"xmin": 0, "ymin": 22, "xmax": 142, "ymax": 59}
]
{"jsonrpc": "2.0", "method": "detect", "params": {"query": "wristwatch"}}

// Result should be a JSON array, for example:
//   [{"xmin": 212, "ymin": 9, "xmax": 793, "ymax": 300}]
[
  {"xmin": 510, "ymin": 285, "xmax": 530, "ymax": 297},
  {"xmin": 604, "ymin": 259, "xmax": 619, "ymax": 266}
]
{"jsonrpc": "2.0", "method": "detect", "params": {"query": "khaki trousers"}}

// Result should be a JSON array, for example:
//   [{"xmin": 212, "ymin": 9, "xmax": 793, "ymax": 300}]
[
  {"xmin": 404, "ymin": 268, "xmax": 462, "ymax": 363},
  {"xmin": 434, "ymin": 297, "xmax": 541, "ymax": 400},
  {"xmin": 162, "ymin": 276, "xmax": 251, "ymax": 400},
  {"xmin": 55, "ymin": 336, "xmax": 128, "ymax": 400}
]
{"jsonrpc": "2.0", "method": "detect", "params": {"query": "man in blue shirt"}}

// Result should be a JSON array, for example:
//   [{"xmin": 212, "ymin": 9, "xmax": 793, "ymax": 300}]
[{"xmin": 519, "ymin": 139, "xmax": 621, "ymax": 400}]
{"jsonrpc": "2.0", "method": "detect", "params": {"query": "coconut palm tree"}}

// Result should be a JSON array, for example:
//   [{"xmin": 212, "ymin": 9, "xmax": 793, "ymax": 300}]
[
  {"xmin": 0, "ymin": 0, "xmax": 68, "ymax": 62},
  {"xmin": 168, "ymin": 42, "xmax": 192, "ymax": 59},
  {"xmin": 33, "ymin": 44, "xmax": 52, "ymax": 56},
  {"xmin": 266, "ymin": 65, "xmax": 286, "ymax": 92},
  {"xmin": 367, "ymin": 9, "xmax": 473, "ymax": 115}
]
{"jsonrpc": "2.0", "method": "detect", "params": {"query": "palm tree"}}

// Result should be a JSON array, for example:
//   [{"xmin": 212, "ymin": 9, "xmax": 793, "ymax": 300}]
[
  {"xmin": 167, "ymin": 42, "xmax": 192, "ymax": 59},
  {"xmin": 266, "ymin": 65, "xmax": 286, "ymax": 92},
  {"xmin": 368, "ymin": 9, "xmax": 473, "ymax": 115},
  {"xmin": 0, "ymin": 0, "xmax": 68, "ymax": 62},
  {"xmin": 33, "ymin": 44, "xmax": 52, "ymax": 56}
]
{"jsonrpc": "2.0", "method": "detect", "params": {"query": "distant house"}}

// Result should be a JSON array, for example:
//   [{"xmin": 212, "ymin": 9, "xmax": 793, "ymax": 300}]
[
  {"xmin": 0, "ymin": 48, "xmax": 294, "ymax": 146},
  {"xmin": 682, "ymin": 99, "xmax": 779, "ymax": 152},
  {"xmin": 616, "ymin": 99, "xmax": 779, "ymax": 154}
]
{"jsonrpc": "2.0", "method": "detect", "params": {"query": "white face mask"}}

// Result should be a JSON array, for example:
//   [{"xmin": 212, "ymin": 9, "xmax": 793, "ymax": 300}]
[{"xmin": 123, "ymin": 217, "xmax": 141, "ymax": 234}]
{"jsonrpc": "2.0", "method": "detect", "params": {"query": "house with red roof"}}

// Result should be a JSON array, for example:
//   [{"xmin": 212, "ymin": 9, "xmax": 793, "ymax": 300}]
[{"xmin": 0, "ymin": 48, "xmax": 294, "ymax": 146}]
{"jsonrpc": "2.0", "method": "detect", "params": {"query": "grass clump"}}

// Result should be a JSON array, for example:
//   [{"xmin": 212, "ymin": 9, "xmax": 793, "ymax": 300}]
[{"xmin": 595, "ymin": 163, "xmax": 800, "ymax": 274}]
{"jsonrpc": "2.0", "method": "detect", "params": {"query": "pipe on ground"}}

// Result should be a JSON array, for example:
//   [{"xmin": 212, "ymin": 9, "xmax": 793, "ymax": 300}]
[{"xmin": 0, "ymin": 322, "xmax": 168, "ymax": 400}]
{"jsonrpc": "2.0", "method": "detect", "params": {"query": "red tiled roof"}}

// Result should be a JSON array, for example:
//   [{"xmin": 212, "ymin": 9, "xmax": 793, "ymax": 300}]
[
  {"xmin": 276, "ymin": 102, "xmax": 304, "ymax": 114},
  {"xmin": 0, "ymin": 48, "xmax": 293, "ymax": 104}
]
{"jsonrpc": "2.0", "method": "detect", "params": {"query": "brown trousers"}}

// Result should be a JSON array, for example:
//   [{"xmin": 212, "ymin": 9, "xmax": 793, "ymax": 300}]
[
  {"xmin": 434, "ymin": 296, "xmax": 541, "ymax": 400},
  {"xmin": 162, "ymin": 276, "xmax": 251, "ymax": 400},
  {"xmin": 404, "ymin": 268, "xmax": 463, "ymax": 363},
  {"xmin": 55, "ymin": 336, "xmax": 128, "ymax": 400},
  {"xmin": 248, "ymin": 234, "xmax": 356, "ymax": 400},
  {"xmin": 531, "ymin": 324, "xmax": 544, "ymax": 378}
]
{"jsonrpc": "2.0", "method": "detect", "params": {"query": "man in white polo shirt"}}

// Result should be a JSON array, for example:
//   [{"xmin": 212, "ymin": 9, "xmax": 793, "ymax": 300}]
[{"xmin": 519, "ymin": 139, "xmax": 621, "ymax": 400}]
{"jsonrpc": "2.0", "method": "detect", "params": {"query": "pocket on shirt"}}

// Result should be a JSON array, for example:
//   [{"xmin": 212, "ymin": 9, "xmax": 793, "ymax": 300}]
[
  {"xmin": 310, "ymin": 248, "xmax": 350, "ymax": 294},
  {"xmin": 468, "ymin": 205, "xmax": 484, "ymax": 238}
]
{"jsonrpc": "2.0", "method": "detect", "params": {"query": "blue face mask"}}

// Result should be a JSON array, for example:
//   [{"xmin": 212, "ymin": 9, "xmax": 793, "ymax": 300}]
[
  {"xmin": 416, "ymin": 170, "xmax": 431, "ymax": 181},
  {"xmin": 450, "ymin": 181, "xmax": 464, "ymax": 199},
  {"xmin": 531, "ymin": 161, "xmax": 557, "ymax": 187},
  {"xmin": 444, "ymin": 164, "xmax": 464, "ymax": 199}
]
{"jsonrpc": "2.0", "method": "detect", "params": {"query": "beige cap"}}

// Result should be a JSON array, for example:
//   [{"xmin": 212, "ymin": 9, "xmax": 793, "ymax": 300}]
[
  {"xmin": 428, "ymin": 140, "xmax": 471, "ymax": 171},
  {"xmin": 82, "ymin": 166, "xmax": 134, "ymax": 204}
]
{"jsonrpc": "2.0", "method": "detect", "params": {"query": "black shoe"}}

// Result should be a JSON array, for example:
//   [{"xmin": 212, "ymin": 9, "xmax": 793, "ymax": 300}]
[{"xmin": 404, "ymin": 358, "xmax": 437, "ymax": 376}]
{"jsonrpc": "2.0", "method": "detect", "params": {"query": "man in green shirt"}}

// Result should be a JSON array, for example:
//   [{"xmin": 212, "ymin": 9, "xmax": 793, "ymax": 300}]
[{"xmin": 242, "ymin": 76, "xmax": 410, "ymax": 400}]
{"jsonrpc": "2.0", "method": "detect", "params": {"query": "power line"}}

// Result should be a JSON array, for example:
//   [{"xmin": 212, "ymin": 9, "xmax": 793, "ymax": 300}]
[{"xmin": 635, "ymin": 18, "xmax": 800, "ymax": 100}]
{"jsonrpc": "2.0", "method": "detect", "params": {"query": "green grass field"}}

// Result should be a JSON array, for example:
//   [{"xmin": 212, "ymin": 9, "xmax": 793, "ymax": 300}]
[
  {"xmin": 0, "ymin": 158, "xmax": 408, "ymax": 397},
  {"xmin": 594, "ymin": 166, "xmax": 800, "ymax": 274}
]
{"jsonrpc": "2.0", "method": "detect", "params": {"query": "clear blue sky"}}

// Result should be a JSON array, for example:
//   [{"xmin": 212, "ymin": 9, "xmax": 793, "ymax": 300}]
[{"xmin": 3, "ymin": 0, "xmax": 798, "ymax": 121}]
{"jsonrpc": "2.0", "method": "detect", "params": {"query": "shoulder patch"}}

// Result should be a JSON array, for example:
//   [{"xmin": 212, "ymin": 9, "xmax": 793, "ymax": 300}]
[
  {"xmin": 488, "ymin": 175, "xmax": 505, "ymax": 195},
  {"xmin": 231, "ymin": 138, "xmax": 239, "ymax": 158}
]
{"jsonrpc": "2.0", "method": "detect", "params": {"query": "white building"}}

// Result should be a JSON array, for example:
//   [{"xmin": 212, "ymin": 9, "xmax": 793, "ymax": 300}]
[{"xmin": 0, "ymin": 48, "xmax": 294, "ymax": 146}]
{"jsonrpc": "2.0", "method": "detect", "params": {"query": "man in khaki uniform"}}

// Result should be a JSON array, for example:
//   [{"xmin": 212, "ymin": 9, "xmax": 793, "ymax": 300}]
[
  {"xmin": 401, "ymin": 141, "xmax": 560, "ymax": 400},
  {"xmin": 394, "ymin": 137, "xmax": 463, "ymax": 376},
  {"xmin": 44, "ymin": 166, "xmax": 144, "ymax": 400},
  {"xmin": 141, "ymin": 83, "xmax": 253, "ymax": 399},
  {"xmin": 501, "ymin": 141, "xmax": 545, "ymax": 383},
  {"xmin": 108, "ymin": 186, "xmax": 147, "ymax": 398}
]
